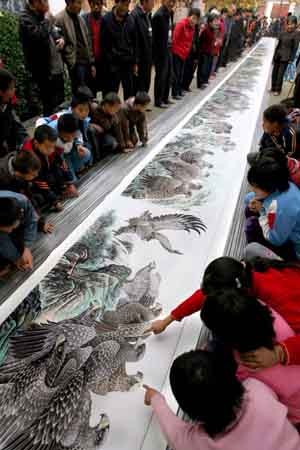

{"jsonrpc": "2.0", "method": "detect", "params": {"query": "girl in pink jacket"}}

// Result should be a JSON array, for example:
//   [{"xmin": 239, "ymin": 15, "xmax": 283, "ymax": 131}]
[
  {"xmin": 144, "ymin": 350, "xmax": 300, "ymax": 450},
  {"xmin": 201, "ymin": 289, "xmax": 300, "ymax": 423}
]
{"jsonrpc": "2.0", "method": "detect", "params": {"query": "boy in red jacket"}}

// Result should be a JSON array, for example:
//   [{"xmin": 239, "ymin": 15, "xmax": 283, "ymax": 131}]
[{"xmin": 172, "ymin": 8, "xmax": 201, "ymax": 99}]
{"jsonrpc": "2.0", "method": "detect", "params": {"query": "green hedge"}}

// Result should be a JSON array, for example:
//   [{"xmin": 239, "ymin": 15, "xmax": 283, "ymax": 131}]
[
  {"xmin": 0, "ymin": 9, "xmax": 71, "ymax": 120},
  {"xmin": 0, "ymin": 9, "xmax": 29, "ymax": 119}
]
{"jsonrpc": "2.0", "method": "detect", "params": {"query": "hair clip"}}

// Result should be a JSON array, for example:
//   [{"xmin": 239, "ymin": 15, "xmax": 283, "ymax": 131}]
[{"xmin": 235, "ymin": 277, "xmax": 242, "ymax": 289}]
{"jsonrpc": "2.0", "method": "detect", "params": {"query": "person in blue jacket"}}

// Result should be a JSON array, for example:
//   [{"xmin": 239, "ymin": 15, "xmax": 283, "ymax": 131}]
[
  {"xmin": 0, "ymin": 192, "xmax": 38, "ymax": 276},
  {"xmin": 245, "ymin": 155, "xmax": 300, "ymax": 260}
]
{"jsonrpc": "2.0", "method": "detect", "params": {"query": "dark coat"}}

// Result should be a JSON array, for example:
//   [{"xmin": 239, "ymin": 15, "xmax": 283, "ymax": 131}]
[
  {"xmin": 19, "ymin": 4, "xmax": 63, "ymax": 78},
  {"xmin": 55, "ymin": 9, "xmax": 93, "ymax": 69},
  {"xmin": 152, "ymin": 5, "xmax": 173, "ymax": 62},
  {"xmin": 131, "ymin": 5, "xmax": 152, "ymax": 65},
  {"xmin": 274, "ymin": 31, "xmax": 298, "ymax": 63},
  {"xmin": 101, "ymin": 9, "xmax": 138, "ymax": 70},
  {"xmin": 0, "ymin": 102, "xmax": 28, "ymax": 157}
]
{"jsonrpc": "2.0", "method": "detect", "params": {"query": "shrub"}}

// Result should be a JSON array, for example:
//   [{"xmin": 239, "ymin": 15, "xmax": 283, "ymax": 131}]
[{"xmin": 0, "ymin": 9, "xmax": 29, "ymax": 119}]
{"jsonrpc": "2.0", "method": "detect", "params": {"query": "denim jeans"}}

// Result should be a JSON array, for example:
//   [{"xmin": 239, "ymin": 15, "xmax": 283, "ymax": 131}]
[{"xmin": 65, "ymin": 146, "xmax": 91, "ymax": 182}]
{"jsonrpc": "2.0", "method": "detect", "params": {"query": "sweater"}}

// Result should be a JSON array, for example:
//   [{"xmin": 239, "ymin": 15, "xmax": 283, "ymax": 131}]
[
  {"xmin": 171, "ymin": 266, "xmax": 300, "ymax": 365},
  {"xmin": 237, "ymin": 306, "xmax": 300, "ymax": 423},
  {"xmin": 245, "ymin": 183, "xmax": 300, "ymax": 258},
  {"xmin": 151, "ymin": 378, "xmax": 300, "ymax": 450},
  {"xmin": 172, "ymin": 17, "xmax": 195, "ymax": 61}
]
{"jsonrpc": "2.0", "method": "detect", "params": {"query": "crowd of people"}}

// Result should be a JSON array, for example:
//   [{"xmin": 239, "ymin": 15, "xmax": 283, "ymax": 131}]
[
  {"xmin": 2, "ymin": 0, "xmax": 300, "ymax": 448},
  {"xmin": 0, "ymin": 0, "xmax": 264, "ymax": 276}
]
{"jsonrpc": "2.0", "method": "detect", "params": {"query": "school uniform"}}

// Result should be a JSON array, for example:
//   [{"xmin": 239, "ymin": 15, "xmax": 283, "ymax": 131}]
[
  {"xmin": 245, "ymin": 183, "xmax": 300, "ymax": 261},
  {"xmin": 37, "ymin": 111, "xmax": 91, "ymax": 182}
]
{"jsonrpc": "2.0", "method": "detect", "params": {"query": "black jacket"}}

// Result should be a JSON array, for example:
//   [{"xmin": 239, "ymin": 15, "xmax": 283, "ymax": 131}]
[
  {"xmin": 19, "ymin": 5, "xmax": 63, "ymax": 78},
  {"xmin": 131, "ymin": 5, "xmax": 152, "ymax": 65},
  {"xmin": 152, "ymin": 5, "xmax": 173, "ymax": 62},
  {"xmin": 274, "ymin": 31, "xmax": 298, "ymax": 63},
  {"xmin": 0, "ymin": 103, "xmax": 28, "ymax": 158},
  {"xmin": 101, "ymin": 9, "xmax": 137, "ymax": 69}
]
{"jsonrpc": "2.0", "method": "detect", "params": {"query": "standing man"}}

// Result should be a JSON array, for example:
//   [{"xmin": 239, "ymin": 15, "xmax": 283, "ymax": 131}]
[
  {"xmin": 131, "ymin": 0, "xmax": 154, "ymax": 94},
  {"xmin": 56, "ymin": 0, "xmax": 95, "ymax": 94},
  {"xmin": 152, "ymin": 0, "xmax": 175, "ymax": 109},
  {"xmin": 19, "ymin": 0, "xmax": 65, "ymax": 116},
  {"xmin": 82, "ymin": 0, "xmax": 104, "ymax": 96},
  {"xmin": 101, "ymin": 0, "xmax": 138, "ymax": 100}
]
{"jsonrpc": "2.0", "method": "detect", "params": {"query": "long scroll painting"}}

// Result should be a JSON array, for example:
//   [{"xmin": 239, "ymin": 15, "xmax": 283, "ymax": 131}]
[{"xmin": 0, "ymin": 38, "xmax": 274, "ymax": 450}]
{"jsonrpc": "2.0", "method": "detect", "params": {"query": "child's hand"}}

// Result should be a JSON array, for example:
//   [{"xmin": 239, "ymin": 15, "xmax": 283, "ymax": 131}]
[
  {"xmin": 239, "ymin": 345, "xmax": 284, "ymax": 369},
  {"xmin": 17, "ymin": 248, "xmax": 33, "ymax": 271},
  {"xmin": 77, "ymin": 145, "xmax": 87, "ymax": 159},
  {"xmin": 143, "ymin": 385, "xmax": 158, "ymax": 406},
  {"xmin": 43, "ymin": 222, "xmax": 55, "ymax": 233},
  {"xmin": 249, "ymin": 198, "xmax": 262, "ymax": 213},
  {"xmin": 53, "ymin": 201, "xmax": 64, "ymax": 212},
  {"xmin": 151, "ymin": 319, "xmax": 169, "ymax": 335},
  {"xmin": 126, "ymin": 140, "xmax": 134, "ymax": 149}
]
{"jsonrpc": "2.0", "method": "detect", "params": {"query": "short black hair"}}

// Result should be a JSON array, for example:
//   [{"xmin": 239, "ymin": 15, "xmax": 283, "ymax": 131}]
[
  {"xmin": 221, "ymin": 7, "xmax": 228, "ymax": 14},
  {"xmin": 71, "ymin": 93, "xmax": 91, "ymax": 109},
  {"xmin": 101, "ymin": 92, "xmax": 121, "ymax": 107},
  {"xmin": 0, "ymin": 68, "xmax": 15, "ymax": 92},
  {"xmin": 188, "ymin": 7, "xmax": 201, "ymax": 17},
  {"xmin": 263, "ymin": 104, "xmax": 288, "ymax": 125},
  {"xmin": 57, "ymin": 113, "xmax": 79, "ymax": 134},
  {"xmin": 170, "ymin": 349, "xmax": 244, "ymax": 437},
  {"xmin": 34, "ymin": 125, "xmax": 58, "ymax": 143},
  {"xmin": 0, "ymin": 197, "xmax": 22, "ymax": 227},
  {"xmin": 247, "ymin": 156, "xmax": 290, "ymax": 193},
  {"xmin": 12, "ymin": 151, "xmax": 41, "ymax": 174},
  {"xmin": 201, "ymin": 289, "xmax": 276, "ymax": 352},
  {"xmin": 134, "ymin": 91, "xmax": 151, "ymax": 106}
]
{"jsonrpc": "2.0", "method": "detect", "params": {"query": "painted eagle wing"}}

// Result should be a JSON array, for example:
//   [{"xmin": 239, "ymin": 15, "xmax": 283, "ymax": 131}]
[
  {"xmin": 2, "ymin": 370, "xmax": 86, "ymax": 450},
  {"xmin": 152, "ymin": 214, "xmax": 207, "ymax": 234}
]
